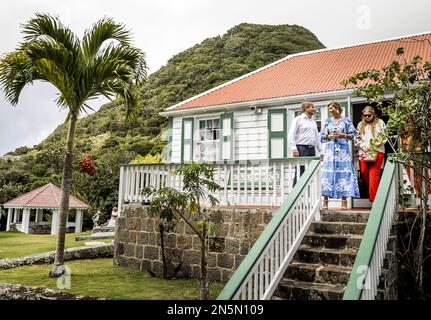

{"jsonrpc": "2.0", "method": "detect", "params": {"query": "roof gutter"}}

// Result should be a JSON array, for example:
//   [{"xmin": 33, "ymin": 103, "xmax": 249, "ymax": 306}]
[{"xmin": 159, "ymin": 88, "xmax": 356, "ymax": 117}]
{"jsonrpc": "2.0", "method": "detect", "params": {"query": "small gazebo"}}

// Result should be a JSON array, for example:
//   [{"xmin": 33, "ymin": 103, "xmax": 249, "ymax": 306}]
[{"xmin": 3, "ymin": 183, "xmax": 89, "ymax": 234}]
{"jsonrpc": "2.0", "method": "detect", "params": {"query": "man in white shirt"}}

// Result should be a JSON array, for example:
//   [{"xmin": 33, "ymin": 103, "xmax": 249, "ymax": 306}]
[{"xmin": 288, "ymin": 101, "xmax": 321, "ymax": 184}]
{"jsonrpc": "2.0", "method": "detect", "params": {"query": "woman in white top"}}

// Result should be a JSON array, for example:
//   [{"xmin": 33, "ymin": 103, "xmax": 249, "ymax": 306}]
[{"xmin": 356, "ymin": 106, "xmax": 387, "ymax": 202}]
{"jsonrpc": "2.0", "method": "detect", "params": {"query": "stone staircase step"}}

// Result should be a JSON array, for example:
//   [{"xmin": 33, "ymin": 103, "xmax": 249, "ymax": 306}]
[
  {"xmin": 320, "ymin": 211, "xmax": 370, "ymax": 223},
  {"xmin": 304, "ymin": 232, "xmax": 362, "ymax": 249},
  {"xmin": 285, "ymin": 262, "xmax": 352, "ymax": 285},
  {"xmin": 294, "ymin": 245, "xmax": 358, "ymax": 267},
  {"xmin": 310, "ymin": 221, "xmax": 366, "ymax": 235},
  {"xmin": 273, "ymin": 279, "xmax": 345, "ymax": 300},
  {"xmin": 273, "ymin": 210, "xmax": 372, "ymax": 300}
]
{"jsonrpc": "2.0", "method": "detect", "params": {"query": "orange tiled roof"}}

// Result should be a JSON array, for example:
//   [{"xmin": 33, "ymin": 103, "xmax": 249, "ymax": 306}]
[
  {"xmin": 169, "ymin": 33, "xmax": 431, "ymax": 111},
  {"xmin": 4, "ymin": 183, "xmax": 89, "ymax": 209}
]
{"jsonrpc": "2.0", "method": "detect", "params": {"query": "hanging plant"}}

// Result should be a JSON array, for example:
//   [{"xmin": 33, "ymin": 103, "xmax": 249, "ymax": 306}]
[{"xmin": 77, "ymin": 154, "xmax": 96, "ymax": 176}]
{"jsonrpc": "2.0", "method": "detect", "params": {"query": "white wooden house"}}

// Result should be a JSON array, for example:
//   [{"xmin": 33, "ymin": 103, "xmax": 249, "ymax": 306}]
[
  {"xmin": 116, "ymin": 32, "xmax": 431, "ymax": 301},
  {"xmin": 120, "ymin": 32, "xmax": 421, "ymax": 207},
  {"xmin": 118, "ymin": 32, "xmax": 431, "ymax": 211},
  {"xmin": 162, "ymin": 31, "xmax": 431, "ymax": 161}
]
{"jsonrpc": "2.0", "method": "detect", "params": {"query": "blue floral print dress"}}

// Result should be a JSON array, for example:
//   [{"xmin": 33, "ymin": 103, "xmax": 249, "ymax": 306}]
[{"xmin": 320, "ymin": 117, "xmax": 360, "ymax": 198}]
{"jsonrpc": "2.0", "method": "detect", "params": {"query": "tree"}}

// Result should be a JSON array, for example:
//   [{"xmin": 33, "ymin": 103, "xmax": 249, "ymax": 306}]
[
  {"xmin": 342, "ymin": 47, "xmax": 431, "ymax": 295},
  {"xmin": 143, "ymin": 163, "xmax": 220, "ymax": 300},
  {"xmin": 0, "ymin": 13, "xmax": 146, "ymax": 277}
]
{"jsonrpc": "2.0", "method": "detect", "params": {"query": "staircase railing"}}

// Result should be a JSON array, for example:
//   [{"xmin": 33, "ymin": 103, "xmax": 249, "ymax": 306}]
[
  {"xmin": 217, "ymin": 159, "xmax": 321, "ymax": 300},
  {"xmin": 343, "ymin": 159, "xmax": 398, "ymax": 300}
]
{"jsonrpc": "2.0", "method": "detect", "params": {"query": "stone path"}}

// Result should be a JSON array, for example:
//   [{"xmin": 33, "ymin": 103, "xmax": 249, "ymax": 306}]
[{"xmin": 75, "ymin": 231, "xmax": 115, "ymax": 241}]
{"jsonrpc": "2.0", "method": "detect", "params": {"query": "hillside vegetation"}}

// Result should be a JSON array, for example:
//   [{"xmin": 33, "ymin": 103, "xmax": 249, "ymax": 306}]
[{"xmin": 0, "ymin": 23, "xmax": 324, "ymax": 224}]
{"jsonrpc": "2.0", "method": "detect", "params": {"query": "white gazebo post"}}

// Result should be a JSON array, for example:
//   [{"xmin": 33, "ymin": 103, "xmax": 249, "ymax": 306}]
[
  {"xmin": 6, "ymin": 207, "xmax": 12, "ymax": 231},
  {"xmin": 13, "ymin": 208, "xmax": 18, "ymax": 224},
  {"xmin": 51, "ymin": 209, "xmax": 59, "ymax": 235},
  {"xmin": 21, "ymin": 208, "xmax": 31, "ymax": 233},
  {"xmin": 35, "ymin": 208, "xmax": 43, "ymax": 222},
  {"xmin": 75, "ymin": 209, "xmax": 83, "ymax": 233}
]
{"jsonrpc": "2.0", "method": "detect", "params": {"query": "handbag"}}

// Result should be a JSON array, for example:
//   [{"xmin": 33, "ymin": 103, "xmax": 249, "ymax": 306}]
[{"xmin": 360, "ymin": 152, "xmax": 377, "ymax": 162}]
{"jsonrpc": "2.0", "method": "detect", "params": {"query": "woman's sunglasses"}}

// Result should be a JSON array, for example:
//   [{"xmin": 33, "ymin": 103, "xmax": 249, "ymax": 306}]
[{"xmin": 363, "ymin": 114, "xmax": 373, "ymax": 118}]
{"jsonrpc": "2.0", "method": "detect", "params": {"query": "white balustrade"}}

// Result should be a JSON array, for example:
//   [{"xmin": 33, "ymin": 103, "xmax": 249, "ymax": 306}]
[
  {"xmin": 343, "ymin": 160, "xmax": 399, "ymax": 300},
  {"xmin": 118, "ymin": 158, "xmax": 316, "ymax": 208},
  {"xmin": 403, "ymin": 163, "xmax": 431, "ymax": 206},
  {"xmin": 216, "ymin": 159, "xmax": 322, "ymax": 300},
  {"xmin": 359, "ymin": 164, "xmax": 397, "ymax": 300}
]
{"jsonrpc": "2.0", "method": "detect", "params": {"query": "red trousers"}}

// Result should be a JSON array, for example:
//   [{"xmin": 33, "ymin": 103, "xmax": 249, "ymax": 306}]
[{"xmin": 359, "ymin": 152, "xmax": 385, "ymax": 202}]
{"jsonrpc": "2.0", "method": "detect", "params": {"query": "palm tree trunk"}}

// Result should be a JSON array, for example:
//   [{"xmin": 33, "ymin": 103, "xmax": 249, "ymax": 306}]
[
  {"xmin": 49, "ymin": 113, "xmax": 78, "ymax": 277},
  {"xmin": 199, "ymin": 220, "xmax": 209, "ymax": 300},
  {"xmin": 160, "ymin": 223, "xmax": 168, "ymax": 279}
]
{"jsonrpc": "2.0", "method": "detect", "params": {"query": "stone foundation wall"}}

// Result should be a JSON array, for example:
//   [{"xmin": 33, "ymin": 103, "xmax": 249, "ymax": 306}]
[{"xmin": 113, "ymin": 205, "xmax": 275, "ymax": 282}]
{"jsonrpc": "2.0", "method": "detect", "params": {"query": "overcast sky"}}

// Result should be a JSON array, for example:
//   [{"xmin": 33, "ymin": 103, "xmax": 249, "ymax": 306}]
[{"xmin": 0, "ymin": 0, "xmax": 430, "ymax": 155}]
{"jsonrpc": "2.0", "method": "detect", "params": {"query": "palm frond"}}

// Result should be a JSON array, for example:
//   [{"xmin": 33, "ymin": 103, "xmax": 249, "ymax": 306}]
[
  {"xmin": 81, "ymin": 17, "xmax": 132, "ymax": 60},
  {"xmin": 0, "ymin": 50, "xmax": 38, "ymax": 105},
  {"xmin": 1, "ymin": 13, "xmax": 147, "ymax": 122},
  {"xmin": 21, "ymin": 13, "xmax": 79, "ymax": 54}
]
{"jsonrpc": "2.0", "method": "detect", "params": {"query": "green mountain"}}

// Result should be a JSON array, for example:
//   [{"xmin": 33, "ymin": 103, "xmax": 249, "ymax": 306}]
[{"xmin": 0, "ymin": 23, "xmax": 325, "ymax": 224}]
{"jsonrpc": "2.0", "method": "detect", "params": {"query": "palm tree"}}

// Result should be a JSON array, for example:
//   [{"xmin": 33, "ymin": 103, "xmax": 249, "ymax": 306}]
[{"xmin": 0, "ymin": 13, "xmax": 147, "ymax": 277}]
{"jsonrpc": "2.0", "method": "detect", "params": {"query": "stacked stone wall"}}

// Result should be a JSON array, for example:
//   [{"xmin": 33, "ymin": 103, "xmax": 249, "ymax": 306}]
[{"xmin": 114, "ymin": 205, "xmax": 275, "ymax": 281}]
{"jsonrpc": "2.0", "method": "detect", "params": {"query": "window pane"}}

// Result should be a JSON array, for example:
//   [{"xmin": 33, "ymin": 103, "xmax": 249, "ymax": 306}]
[
  {"xmin": 183, "ymin": 144, "xmax": 191, "ymax": 161},
  {"xmin": 184, "ymin": 121, "xmax": 192, "ymax": 140},
  {"xmin": 214, "ymin": 129, "xmax": 219, "ymax": 140},
  {"xmin": 207, "ymin": 120, "xmax": 212, "ymax": 129},
  {"xmin": 271, "ymin": 138, "xmax": 284, "ymax": 158},
  {"xmin": 222, "ymin": 141, "xmax": 231, "ymax": 159},
  {"xmin": 271, "ymin": 113, "xmax": 284, "ymax": 132},
  {"xmin": 200, "ymin": 120, "xmax": 205, "ymax": 129},
  {"xmin": 199, "ymin": 129, "xmax": 205, "ymax": 141},
  {"xmin": 214, "ymin": 119, "xmax": 220, "ymax": 128},
  {"xmin": 223, "ymin": 118, "xmax": 231, "ymax": 136}
]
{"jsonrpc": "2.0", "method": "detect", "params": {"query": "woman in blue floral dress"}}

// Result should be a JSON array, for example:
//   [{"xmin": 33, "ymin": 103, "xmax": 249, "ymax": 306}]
[{"xmin": 320, "ymin": 101, "xmax": 360, "ymax": 210}]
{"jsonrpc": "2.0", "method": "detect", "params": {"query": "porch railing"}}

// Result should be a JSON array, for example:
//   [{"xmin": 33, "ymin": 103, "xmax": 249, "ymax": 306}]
[
  {"xmin": 216, "ymin": 159, "xmax": 321, "ymax": 300},
  {"xmin": 118, "ymin": 157, "xmax": 319, "ymax": 212},
  {"xmin": 403, "ymin": 160, "xmax": 431, "ymax": 206},
  {"xmin": 343, "ymin": 158, "xmax": 398, "ymax": 300}
]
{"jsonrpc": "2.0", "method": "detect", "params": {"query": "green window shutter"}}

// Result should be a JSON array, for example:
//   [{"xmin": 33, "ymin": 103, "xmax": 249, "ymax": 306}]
[
  {"xmin": 181, "ymin": 118, "xmax": 194, "ymax": 162},
  {"xmin": 167, "ymin": 117, "xmax": 173, "ymax": 161},
  {"xmin": 220, "ymin": 112, "xmax": 234, "ymax": 160},
  {"xmin": 268, "ymin": 109, "xmax": 287, "ymax": 159},
  {"xmin": 341, "ymin": 101, "xmax": 349, "ymax": 117}
]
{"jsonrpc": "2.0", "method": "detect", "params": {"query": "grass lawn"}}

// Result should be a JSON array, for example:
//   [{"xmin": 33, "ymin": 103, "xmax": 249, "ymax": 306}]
[
  {"xmin": 0, "ymin": 258, "xmax": 224, "ymax": 300},
  {"xmin": 0, "ymin": 231, "xmax": 112, "ymax": 259}
]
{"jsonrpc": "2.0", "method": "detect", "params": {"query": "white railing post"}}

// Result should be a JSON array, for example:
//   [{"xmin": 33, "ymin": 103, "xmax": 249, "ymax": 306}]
[{"xmin": 118, "ymin": 165, "xmax": 125, "ymax": 214}]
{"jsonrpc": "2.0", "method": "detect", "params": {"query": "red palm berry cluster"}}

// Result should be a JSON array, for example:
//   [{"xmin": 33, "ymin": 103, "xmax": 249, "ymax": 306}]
[{"xmin": 78, "ymin": 154, "xmax": 96, "ymax": 176}]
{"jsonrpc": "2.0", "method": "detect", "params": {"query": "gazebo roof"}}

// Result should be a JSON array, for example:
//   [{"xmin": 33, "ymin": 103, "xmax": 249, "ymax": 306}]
[{"xmin": 3, "ymin": 183, "xmax": 89, "ymax": 209}]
